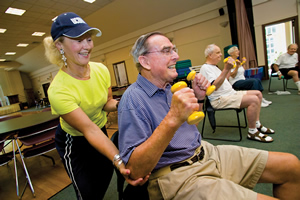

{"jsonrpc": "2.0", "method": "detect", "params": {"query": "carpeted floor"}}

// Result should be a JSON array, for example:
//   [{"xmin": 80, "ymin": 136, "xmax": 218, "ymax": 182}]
[{"xmin": 50, "ymin": 78, "xmax": 300, "ymax": 199}]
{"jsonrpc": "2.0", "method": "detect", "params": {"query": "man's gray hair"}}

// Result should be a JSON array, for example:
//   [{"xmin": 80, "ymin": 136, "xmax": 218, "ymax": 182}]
[
  {"xmin": 204, "ymin": 44, "xmax": 216, "ymax": 58},
  {"xmin": 131, "ymin": 31, "xmax": 164, "ymax": 72},
  {"xmin": 287, "ymin": 43, "xmax": 298, "ymax": 49}
]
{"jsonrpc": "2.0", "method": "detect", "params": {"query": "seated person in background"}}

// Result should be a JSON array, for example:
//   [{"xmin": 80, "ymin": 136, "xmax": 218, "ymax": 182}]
[
  {"xmin": 227, "ymin": 46, "xmax": 272, "ymax": 107},
  {"xmin": 200, "ymin": 44, "xmax": 274, "ymax": 142},
  {"xmin": 118, "ymin": 32, "xmax": 300, "ymax": 199},
  {"xmin": 273, "ymin": 43, "xmax": 300, "ymax": 94}
]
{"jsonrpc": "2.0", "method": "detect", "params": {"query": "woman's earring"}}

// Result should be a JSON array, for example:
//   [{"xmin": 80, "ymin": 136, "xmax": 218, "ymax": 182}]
[{"xmin": 60, "ymin": 49, "xmax": 67, "ymax": 67}]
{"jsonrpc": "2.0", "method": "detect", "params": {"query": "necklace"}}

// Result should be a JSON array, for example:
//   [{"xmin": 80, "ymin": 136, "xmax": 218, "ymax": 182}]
[{"xmin": 64, "ymin": 65, "xmax": 90, "ymax": 80}]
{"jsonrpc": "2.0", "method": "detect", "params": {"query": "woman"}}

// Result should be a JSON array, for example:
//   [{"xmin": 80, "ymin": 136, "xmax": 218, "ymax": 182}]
[
  {"xmin": 44, "ymin": 12, "xmax": 147, "ymax": 199},
  {"xmin": 227, "ymin": 46, "xmax": 272, "ymax": 107}
]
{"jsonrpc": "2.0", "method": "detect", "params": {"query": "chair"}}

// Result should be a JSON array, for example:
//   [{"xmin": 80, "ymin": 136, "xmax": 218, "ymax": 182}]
[
  {"xmin": 111, "ymin": 131, "xmax": 149, "ymax": 200},
  {"xmin": 0, "ymin": 136, "xmax": 14, "ymax": 167},
  {"xmin": 201, "ymin": 97, "xmax": 247, "ymax": 142},
  {"xmin": 0, "ymin": 134, "xmax": 20, "ymax": 198},
  {"xmin": 15, "ymin": 117, "xmax": 59, "ymax": 197},
  {"xmin": 268, "ymin": 64, "xmax": 293, "ymax": 92}
]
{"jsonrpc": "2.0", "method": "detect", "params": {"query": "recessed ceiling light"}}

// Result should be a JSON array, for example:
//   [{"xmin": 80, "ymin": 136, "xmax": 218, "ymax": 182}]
[
  {"xmin": 32, "ymin": 32, "xmax": 45, "ymax": 36},
  {"xmin": 5, "ymin": 52, "xmax": 16, "ymax": 55},
  {"xmin": 83, "ymin": 0, "xmax": 96, "ymax": 3},
  {"xmin": 5, "ymin": 7, "xmax": 26, "ymax": 16},
  {"xmin": 0, "ymin": 29, "xmax": 7, "ymax": 33},
  {"xmin": 0, "ymin": 59, "xmax": 6, "ymax": 62},
  {"xmin": 17, "ymin": 43, "xmax": 29, "ymax": 47}
]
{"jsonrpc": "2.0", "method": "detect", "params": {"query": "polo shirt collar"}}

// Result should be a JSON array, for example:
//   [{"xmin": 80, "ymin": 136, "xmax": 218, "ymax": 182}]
[{"xmin": 136, "ymin": 74, "xmax": 171, "ymax": 97}]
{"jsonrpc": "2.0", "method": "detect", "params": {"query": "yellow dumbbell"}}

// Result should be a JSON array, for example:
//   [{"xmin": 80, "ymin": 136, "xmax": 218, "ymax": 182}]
[
  {"xmin": 171, "ymin": 71, "xmax": 216, "ymax": 124},
  {"xmin": 240, "ymin": 57, "xmax": 246, "ymax": 65},
  {"xmin": 223, "ymin": 57, "xmax": 237, "ymax": 68},
  {"xmin": 171, "ymin": 81, "xmax": 204, "ymax": 124},
  {"xmin": 186, "ymin": 70, "xmax": 216, "ymax": 96}
]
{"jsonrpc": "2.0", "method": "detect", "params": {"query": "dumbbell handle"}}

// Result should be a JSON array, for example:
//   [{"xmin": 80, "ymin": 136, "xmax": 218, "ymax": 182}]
[
  {"xmin": 170, "ymin": 70, "xmax": 215, "ymax": 125},
  {"xmin": 223, "ymin": 57, "xmax": 237, "ymax": 68},
  {"xmin": 186, "ymin": 70, "xmax": 216, "ymax": 96},
  {"xmin": 171, "ymin": 81, "xmax": 204, "ymax": 125}
]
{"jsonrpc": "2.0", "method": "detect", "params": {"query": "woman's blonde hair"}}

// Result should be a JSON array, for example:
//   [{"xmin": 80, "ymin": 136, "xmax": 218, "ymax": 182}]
[{"xmin": 43, "ymin": 36, "xmax": 64, "ymax": 68}]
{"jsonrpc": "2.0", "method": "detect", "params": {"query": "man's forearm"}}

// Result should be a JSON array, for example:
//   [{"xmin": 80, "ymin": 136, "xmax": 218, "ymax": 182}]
[{"xmin": 126, "ymin": 112, "xmax": 182, "ymax": 179}]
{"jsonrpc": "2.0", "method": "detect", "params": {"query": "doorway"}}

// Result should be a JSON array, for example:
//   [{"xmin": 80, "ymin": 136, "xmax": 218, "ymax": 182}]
[
  {"xmin": 262, "ymin": 16, "xmax": 299, "ymax": 77},
  {"xmin": 113, "ymin": 61, "xmax": 129, "ymax": 87}
]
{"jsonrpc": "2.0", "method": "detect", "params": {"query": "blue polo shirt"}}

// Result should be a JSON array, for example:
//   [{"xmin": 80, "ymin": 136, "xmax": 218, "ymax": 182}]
[{"xmin": 118, "ymin": 74, "xmax": 201, "ymax": 170}]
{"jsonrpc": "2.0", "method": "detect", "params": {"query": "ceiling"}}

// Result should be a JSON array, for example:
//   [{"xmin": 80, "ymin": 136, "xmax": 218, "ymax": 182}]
[{"xmin": 0, "ymin": 0, "xmax": 213, "ymax": 73}]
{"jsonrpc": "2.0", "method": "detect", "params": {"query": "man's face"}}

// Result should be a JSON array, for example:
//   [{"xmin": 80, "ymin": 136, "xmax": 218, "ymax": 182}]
[
  {"xmin": 287, "ymin": 44, "xmax": 298, "ymax": 55},
  {"xmin": 209, "ymin": 45, "xmax": 222, "ymax": 64},
  {"xmin": 142, "ymin": 35, "xmax": 179, "ymax": 87}
]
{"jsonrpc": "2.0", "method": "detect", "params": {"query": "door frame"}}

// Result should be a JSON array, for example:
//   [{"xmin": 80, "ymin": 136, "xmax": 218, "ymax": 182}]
[{"xmin": 262, "ymin": 16, "xmax": 299, "ymax": 79}]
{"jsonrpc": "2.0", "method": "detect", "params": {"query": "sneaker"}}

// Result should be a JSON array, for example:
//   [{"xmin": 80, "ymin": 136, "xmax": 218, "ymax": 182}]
[
  {"xmin": 261, "ymin": 102, "xmax": 269, "ymax": 108},
  {"xmin": 262, "ymin": 98, "xmax": 272, "ymax": 105}
]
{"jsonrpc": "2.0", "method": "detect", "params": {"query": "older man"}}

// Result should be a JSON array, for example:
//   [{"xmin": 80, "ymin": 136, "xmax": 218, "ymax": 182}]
[
  {"xmin": 200, "ymin": 44, "xmax": 274, "ymax": 143},
  {"xmin": 118, "ymin": 32, "xmax": 300, "ymax": 200},
  {"xmin": 273, "ymin": 43, "xmax": 300, "ymax": 94}
]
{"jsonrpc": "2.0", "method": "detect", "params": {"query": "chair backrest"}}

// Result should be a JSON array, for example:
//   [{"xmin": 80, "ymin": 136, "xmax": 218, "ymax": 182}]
[
  {"xmin": 204, "ymin": 98, "xmax": 216, "ymax": 131},
  {"xmin": 17, "ymin": 118, "xmax": 59, "ymax": 146}
]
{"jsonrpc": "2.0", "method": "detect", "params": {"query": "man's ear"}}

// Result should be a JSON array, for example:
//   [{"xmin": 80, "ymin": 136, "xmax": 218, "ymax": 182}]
[{"xmin": 138, "ymin": 56, "xmax": 151, "ymax": 71}]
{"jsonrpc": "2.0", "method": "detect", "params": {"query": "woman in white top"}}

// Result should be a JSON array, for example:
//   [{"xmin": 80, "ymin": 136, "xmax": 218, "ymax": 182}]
[{"xmin": 228, "ymin": 46, "xmax": 272, "ymax": 107}]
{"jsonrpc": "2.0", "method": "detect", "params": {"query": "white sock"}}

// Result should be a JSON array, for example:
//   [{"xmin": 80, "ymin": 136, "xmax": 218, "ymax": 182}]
[
  {"xmin": 256, "ymin": 121, "xmax": 261, "ymax": 128},
  {"xmin": 249, "ymin": 128, "xmax": 258, "ymax": 134},
  {"xmin": 256, "ymin": 121, "xmax": 274, "ymax": 133},
  {"xmin": 296, "ymin": 81, "xmax": 300, "ymax": 91}
]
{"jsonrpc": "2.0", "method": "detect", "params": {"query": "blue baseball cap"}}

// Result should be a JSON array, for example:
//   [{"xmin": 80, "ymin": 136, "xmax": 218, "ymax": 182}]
[{"xmin": 51, "ymin": 12, "xmax": 102, "ymax": 41}]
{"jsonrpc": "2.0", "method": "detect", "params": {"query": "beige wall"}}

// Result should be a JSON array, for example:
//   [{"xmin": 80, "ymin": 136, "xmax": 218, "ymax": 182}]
[{"xmin": 0, "ymin": 70, "xmax": 26, "ymax": 103}]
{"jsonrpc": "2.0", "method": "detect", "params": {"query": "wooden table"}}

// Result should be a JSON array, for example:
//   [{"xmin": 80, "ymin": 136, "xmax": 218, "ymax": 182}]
[{"xmin": 0, "ymin": 111, "xmax": 58, "ymax": 136}]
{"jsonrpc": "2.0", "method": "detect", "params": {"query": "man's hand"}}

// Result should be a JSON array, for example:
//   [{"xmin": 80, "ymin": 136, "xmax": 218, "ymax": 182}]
[
  {"xmin": 224, "ymin": 57, "xmax": 235, "ymax": 70},
  {"xmin": 170, "ymin": 87, "xmax": 199, "ymax": 125},
  {"xmin": 119, "ymin": 164, "xmax": 150, "ymax": 186},
  {"xmin": 192, "ymin": 73, "xmax": 210, "ymax": 100}
]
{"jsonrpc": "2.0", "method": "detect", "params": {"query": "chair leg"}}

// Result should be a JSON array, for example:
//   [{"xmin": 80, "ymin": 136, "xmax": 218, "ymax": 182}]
[
  {"xmin": 283, "ymin": 79, "xmax": 286, "ymax": 91},
  {"xmin": 201, "ymin": 109, "xmax": 247, "ymax": 142},
  {"xmin": 12, "ymin": 140, "xmax": 20, "ymax": 198},
  {"xmin": 268, "ymin": 77, "xmax": 272, "ymax": 92},
  {"xmin": 15, "ymin": 140, "xmax": 35, "ymax": 198}
]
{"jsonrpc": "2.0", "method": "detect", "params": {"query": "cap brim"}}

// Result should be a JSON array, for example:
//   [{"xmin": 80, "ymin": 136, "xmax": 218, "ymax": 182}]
[{"xmin": 63, "ymin": 26, "xmax": 102, "ymax": 38}]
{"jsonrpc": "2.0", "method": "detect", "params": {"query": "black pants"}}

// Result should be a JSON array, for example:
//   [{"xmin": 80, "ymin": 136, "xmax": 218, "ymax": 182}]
[{"xmin": 55, "ymin": 124, "xmax": 114, "ymax": 200}]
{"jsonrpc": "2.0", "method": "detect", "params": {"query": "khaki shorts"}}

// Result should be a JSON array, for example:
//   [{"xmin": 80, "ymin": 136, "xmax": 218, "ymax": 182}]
[
  {"xmin": 210, "ymin": 91, "xmax": 247, "ymax": 109},
  {"xmin": 148, "ymin": 141, "xmax": 268, "ymax": 200}
]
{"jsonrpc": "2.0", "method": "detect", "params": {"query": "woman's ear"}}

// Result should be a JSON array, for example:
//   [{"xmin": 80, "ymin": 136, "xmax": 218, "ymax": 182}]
[
  {"xmin": 138, "ymin": 56, "xmax": 151, "ymax": 71},
  {"xmin": 55, "ymin": 41, "xmax": 62, "ymax": 51}
]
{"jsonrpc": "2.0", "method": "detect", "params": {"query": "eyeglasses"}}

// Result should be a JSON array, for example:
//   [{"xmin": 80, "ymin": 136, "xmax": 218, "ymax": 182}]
[{"xmin": 143, "ymin": 46, "xmax": 178, "ymax": 56}]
